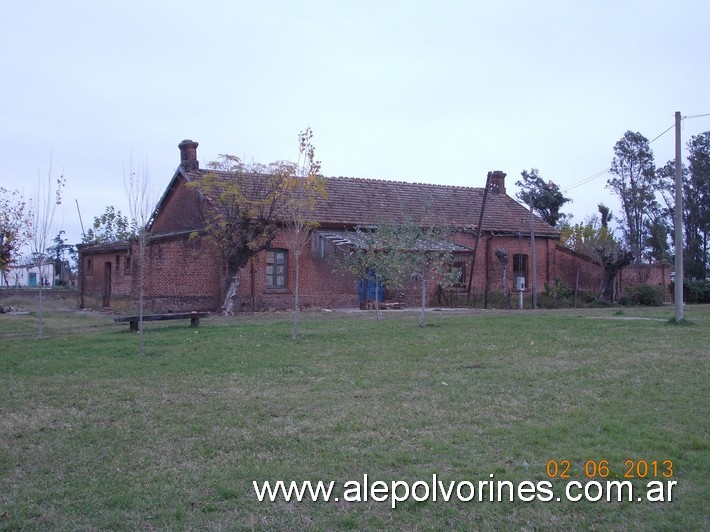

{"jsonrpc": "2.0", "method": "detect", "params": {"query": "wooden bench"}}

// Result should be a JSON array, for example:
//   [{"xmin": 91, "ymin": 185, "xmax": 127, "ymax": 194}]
[{"xmin": 114, "ymin": 312, "xmax": 210, "ymax": 331}]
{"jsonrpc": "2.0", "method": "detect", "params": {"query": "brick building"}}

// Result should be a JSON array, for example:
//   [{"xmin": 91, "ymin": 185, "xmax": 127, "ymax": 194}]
[{"xmin": 77, "ymin": 139, "xmax": 670, "ymax": 312}]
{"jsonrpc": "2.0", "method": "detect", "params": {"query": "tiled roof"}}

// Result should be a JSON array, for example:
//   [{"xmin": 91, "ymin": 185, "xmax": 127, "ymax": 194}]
[{"xmin": 183, "ymin": 170, "xmax": 559, "ymax": 237}]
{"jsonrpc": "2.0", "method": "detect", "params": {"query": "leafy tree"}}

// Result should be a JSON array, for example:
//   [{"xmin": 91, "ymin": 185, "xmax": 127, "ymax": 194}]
[
  {"xmin": 644, "ymin": 215, "xmax": 671, "ymax": 262},
  {"xmin": 336, "ymin": 223, "xmax": 407, "ymax": 321},
  {"xmin": 559, "ymin": 205, "xmax": 633, "ymax": 301},
  {"xmin": 188, "ymin": 154, "xmax": 295, "ymax": 314},
  {"xmin": 607, "ymin": 131, "xmax": 657, "ymax": 264},
  {"xmin": 0, "ymin": 187, "xmax": 32, "ymax": 282},
  {"xmin": 515, "ymin": 168, "xmax": 572, "ymax": 227},
  {"xmin": 655, "ymin": 131, "xmax": 710, "ymax": 279},
  {"xmin": 336, "ymin": 217, "xmax": 461, "ymax": 325},
  {"xmin": 685, "ymin": 131, "xmax": 710, "ymax": 279},
  {"xmin": 654, "ymin": 161, "xmax": 681, "ymax": 223},
  {"xmin": 380, "ymin": 217, "xmax": 461, "ymax": 327},
  {"xmin": 82, "ymin": 206, "xmax": 132, "ymax": 243},
  {"xmin": 597, "ymin": 203, "xmax": 613, "ymax": 229},
  {"xmin": 46, "ymin": 230, "xmax": 77, "ymax": 284}
]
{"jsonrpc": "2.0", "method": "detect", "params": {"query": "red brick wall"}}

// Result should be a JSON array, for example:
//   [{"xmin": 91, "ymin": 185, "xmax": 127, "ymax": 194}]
[
  {"xmin": 78, "ymin": 247, "xmax": 133, "ymax": 310},
  {"xmin": 150, "ymin": 175, "xmax": 205, "ymax": 235},
  {"xmin": 553, "ymin": 244, "xmax": 603, "ymax": 294},
  {"xmin": 234, "ymin": 232, "xmax": 359, "ymax": 311},
  {"xmin": 448, "ymin": 234, "xmax": 560, "ymax": 301},
  {"xmin": 228, "ymin": 231, "xmax": 568, "ymax": 311},
  {"xmin": 619, "ymin": 263, "xmax": 672, "ymax": 301},
  {"xmin": 140, "ymin": 233, "xmax": 224, "ymax": 312}
]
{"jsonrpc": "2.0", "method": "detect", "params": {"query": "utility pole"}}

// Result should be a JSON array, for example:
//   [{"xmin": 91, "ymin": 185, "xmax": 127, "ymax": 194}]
[
  {"xmin": 466, "ymin": 173, "xmax": 491, "ymax": 304},
  {"xmin": 75, "ymin": 199, "xmax": 86, "ymax": 238},
  {"xmin": 674, "ymin": 111, "xmax": 684, "ymax": 322},
  {"xmin": 529, "ymin": 197, "xmax": 537, "ymax": 309}
]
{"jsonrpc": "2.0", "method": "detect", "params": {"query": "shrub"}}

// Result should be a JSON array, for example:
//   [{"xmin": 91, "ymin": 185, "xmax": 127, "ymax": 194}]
[
  {"xmin": 683, "ymin": 280, "xmax": 710, "ymax": 303},
  {"xmin": 627, "ymin": 283, "xmax": 664, "ymax": 306},
  {"xmin": 539, "ymin": 278, "xmax": 573, "ymax": 308}
]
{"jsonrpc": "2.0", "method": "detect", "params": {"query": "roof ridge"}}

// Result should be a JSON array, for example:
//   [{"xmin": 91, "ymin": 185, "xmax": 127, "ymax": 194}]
[
  {"xmin": 326, "ymin": 175, "xmax": 485, "ymax": 191},
  {"xmin": 191, "ymin": 168, "xmax": 485, "ymax": 192}
]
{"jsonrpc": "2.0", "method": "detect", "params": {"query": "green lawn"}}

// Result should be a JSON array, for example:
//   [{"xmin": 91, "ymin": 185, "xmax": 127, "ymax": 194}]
[{"xmin": 0, "ymin": 302, "xmax": 708, "ymax": 530}]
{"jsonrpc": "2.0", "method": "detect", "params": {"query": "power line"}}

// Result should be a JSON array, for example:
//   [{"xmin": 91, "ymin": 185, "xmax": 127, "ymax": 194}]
[
  {"xmin": 648, "ymin": 122, "xmax": 675, "ymax": 144},
  {"xmin": 562, "ymin": 120, "xmax": 678, "ymax": 193},
  {"xmin": 684, "ymin": 113, "xmax": 710, "ymax": 120},
  {"xmin": 563, "ymin": 167, "xmax": 610, "ymax": 192}
]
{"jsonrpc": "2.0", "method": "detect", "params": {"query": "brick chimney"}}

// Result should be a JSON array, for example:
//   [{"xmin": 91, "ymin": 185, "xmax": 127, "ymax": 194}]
[
  {"xmin": 487, "ymin": 170, "xmax": 506, "ymax": 194},
  {"xmin": 178, "ymin": 139, "xmax": 199, "ymax": 171}
]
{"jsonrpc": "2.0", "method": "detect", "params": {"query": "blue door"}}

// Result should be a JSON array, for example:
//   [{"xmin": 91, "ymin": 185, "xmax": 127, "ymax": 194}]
[{"xmin": 358, "ymin": 269, "xmax": 384, "ymax": 306}]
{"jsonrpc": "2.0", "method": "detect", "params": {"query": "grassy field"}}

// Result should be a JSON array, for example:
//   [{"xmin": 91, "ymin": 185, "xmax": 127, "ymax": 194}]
[{"xmin": 0, "ymin": 297, "xmax": 708, "ymax": 531}]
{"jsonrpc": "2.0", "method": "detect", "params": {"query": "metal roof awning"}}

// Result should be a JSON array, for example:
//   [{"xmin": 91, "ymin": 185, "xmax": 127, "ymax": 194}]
[{"xmin": 313, "ymin": 230, "xmax": 473, "ymax": 254}]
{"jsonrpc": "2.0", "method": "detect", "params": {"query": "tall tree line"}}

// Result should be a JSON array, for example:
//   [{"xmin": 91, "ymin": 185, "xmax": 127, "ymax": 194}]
[{"xmin": 607, "ymin": 130, "xmax": 710, "ymax": 279}]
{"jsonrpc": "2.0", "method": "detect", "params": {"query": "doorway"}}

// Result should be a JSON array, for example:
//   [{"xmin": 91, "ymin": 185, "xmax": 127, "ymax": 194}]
[
  {"xmin": 358, "ymin": 269, "xmax": 385, "ymax": 308},
  {"xmin": 103, "ymin": 262, "xmax": 112, "ymax": 307}
]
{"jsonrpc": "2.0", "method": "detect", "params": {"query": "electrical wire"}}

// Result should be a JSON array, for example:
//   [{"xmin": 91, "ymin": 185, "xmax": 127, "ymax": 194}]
[{"xmin": 561, "ymin": 119, "xmax": 682, "ymax": 193}]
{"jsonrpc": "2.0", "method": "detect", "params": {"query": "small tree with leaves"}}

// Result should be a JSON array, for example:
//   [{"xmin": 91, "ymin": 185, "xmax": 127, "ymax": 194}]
[
  {"xmin": 82, "ymin": 206, "xmax": 132, "ymax": 243},
  {"xmin": 281, "ymin": 128, "xmax": 327, "ymax": 340},
  {"xmin": 336, "ymin": 224, "xmax": 401, "ymax": 321},
  {"xmin": 1, "ymin": 187, "xmax": 32, "ymax": 285},
  {"xmin": 376, "ymin": 217, "xmax": 461, "ymax": 327}
]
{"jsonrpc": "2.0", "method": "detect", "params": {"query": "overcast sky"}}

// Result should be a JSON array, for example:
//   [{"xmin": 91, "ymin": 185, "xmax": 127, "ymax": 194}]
[{"xmin": 2, "ymin": 0, "xmax": 709, "ymax": 249}]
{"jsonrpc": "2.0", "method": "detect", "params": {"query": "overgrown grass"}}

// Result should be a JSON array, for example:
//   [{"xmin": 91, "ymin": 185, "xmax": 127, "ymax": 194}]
[{"xmin": 1, "ymin": 302, "xmax": 708, "ymax": 530}]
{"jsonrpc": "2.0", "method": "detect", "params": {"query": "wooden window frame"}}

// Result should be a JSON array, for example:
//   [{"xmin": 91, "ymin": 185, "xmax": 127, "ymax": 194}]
[{"xmin": 265, "ymin": 249, "xmax": 288, "ymax": 289}]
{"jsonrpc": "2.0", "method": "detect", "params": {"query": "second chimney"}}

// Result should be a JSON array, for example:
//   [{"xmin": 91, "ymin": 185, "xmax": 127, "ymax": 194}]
[
  {"xmin": 487, "ymin": 170, "xmax": 506, "ymax": 194},
  {"xmin": 178, "ymin": 139, "xmax": 199, "ymax": 171}
]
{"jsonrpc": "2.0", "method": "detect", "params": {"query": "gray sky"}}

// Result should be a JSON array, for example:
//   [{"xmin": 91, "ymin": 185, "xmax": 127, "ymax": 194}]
[{"xmin": 2, "ymin": 0, "xmax": 709, "ymax": 249}]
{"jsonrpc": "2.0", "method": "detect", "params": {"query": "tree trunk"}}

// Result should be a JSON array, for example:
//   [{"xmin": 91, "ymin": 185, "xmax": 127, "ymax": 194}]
[
  {"xmin": 138, "ymin": 233, "xmax": 146, "ymax": 354},
  {"xmin": 419, "ymin": 275, "xmax": 426, "ymax": 328},
  {"xmin": 375, "ymin": 272, "xmax": 381, "ymax": 321},
  {"xmin": 37, "ymin": 258, "xmax": 44, "ymax": 339},
  {"xmin": 222, "ymin": 271, "xmax": 241, "ymax": 315},
  {"xmin": 597, "ymin": 250, "xmax": 634, "ymax": 302},
  {"xmin": 293, "ymin": 255, "xmax": 300, "ymax": 340}
]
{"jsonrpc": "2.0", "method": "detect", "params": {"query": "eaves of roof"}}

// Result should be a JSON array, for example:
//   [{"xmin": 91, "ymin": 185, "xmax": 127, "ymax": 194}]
[{"xmin": 76, "ymin": 240, "xmax": 131, "ymax": 253}]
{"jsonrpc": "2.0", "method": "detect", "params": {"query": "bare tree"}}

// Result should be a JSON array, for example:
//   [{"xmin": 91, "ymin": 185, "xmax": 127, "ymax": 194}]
[
  {"xmin": 281, "ymin": 128, "xmax": 327, "ymax": 340},
  {"xmin": 125, "ymin": 160, "xmax": 156, "ymax": 354},
  {"xmin": 29, "ymin": 164, "xmax": 65, "ymax": 338}
]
